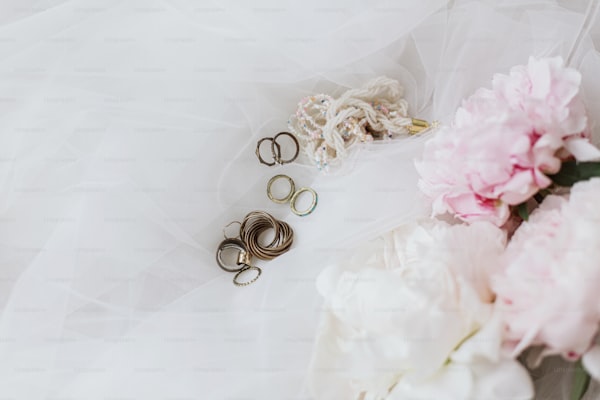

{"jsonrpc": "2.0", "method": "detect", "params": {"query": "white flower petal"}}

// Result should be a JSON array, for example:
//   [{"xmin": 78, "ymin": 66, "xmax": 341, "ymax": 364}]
[
  {"xmin": 388, "ymin": 366, "xmax": 474, "ymax": 400},
  {"xmin": 471, "ymin": 359, "xmax": 534, "ymax": 400},
  {"xmin": 583, "ymin": 345, "xmax": 600, "ymax": 381},
  {"xmin": 564, "ymin": 137, "xmax": 600, "ymax": 161},
  {"xmin": 452, "ymin": 310, "xmax": 503, "ymax": 364}
]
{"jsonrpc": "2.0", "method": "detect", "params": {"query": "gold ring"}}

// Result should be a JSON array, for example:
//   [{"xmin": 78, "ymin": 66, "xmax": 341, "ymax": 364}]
[
  {"xmin": 271, "ymin": 132, "xmax": 299, "ymax": 165},
  {"xmin": 256, "ymin": 137, "xmax": 281, "ymax": 166},
  {"xmin": 267, "ymin": 174, "xmax": 295, "ymax": 204},
  {"xmin": 290, "ymin": 187, "xmax": 318, "ymax": 216},
  {"xmin": 216, "ymin": 238, "xmax": 249, "ymax": 273},
  {"xmin": 233, "ymin": 265, "xmax": 262, "ymax": 286}
]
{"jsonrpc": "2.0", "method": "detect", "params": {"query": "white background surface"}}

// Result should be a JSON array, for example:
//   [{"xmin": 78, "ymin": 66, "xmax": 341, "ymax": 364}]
[{"xmin": 1, "ymin": 0, "xmax": 600, "ymax": 399}]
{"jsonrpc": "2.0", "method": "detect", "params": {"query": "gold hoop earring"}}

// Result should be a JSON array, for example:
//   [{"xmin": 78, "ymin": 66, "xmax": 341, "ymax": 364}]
[
  {"xmin": 233, "ymin": 265, "xmax": 262, "ymax": 286},
  {"xmin": 290, "ymin": 187, "xmax": 318, "ymax": 217},
  {"xmin": 267, "ymin": 174, "xmax": 295, "ymax": 204}
]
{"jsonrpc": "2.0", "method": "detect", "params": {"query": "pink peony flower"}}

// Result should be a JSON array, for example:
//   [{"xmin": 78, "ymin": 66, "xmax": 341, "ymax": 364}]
[
  {"xmin": 492, "ymin": 178, "xmax": 600, "ymax": 360},
  {"xmin": 417, "ymin": 57, "xmax": 598, "ymax": 226}
]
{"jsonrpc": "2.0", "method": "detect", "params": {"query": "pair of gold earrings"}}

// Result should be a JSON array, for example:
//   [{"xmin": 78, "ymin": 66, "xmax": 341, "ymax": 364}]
[
  {"xmin": 255, "ymin": 132, "xmax": 299, "ymax": 166},
  {"xmin": 266, "ymin": 174, "xmax": 318, "ymax": 217}
]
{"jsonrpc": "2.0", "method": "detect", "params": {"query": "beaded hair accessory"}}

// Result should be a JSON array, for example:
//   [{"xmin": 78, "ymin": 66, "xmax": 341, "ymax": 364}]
[{"xmin": 287, "ymin": 76, "xmax": 433, "ymax": 171}]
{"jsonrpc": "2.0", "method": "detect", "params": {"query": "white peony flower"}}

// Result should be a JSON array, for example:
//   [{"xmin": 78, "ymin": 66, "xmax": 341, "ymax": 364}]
[{"xmin": 309, "ymin": 219, "xmax": 533, "ymax": 399}]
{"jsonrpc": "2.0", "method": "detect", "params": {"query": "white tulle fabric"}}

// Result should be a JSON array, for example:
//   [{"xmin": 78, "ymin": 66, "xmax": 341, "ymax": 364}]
[{"xmin": 1, "ymin": 0, "xmax": 600, "ymax": 399}]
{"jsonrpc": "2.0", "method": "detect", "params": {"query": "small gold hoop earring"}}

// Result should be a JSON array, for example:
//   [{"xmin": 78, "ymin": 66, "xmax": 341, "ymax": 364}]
[
  {"xmin": 290, "ymin": 187, "xmax": 318, "ymax": 217},
  {"xmin": 267, "ymin": 174, "xmax": 295, "ymax": 204},
  {"xmin": 256, "ymin": 137, "xmax": 280, "ymax": 166},
  {"xmin": 233, "ymin": 265, "xmax": 262, "ymax": 286},
  {"xmin": 271, "ymin": 132, "xmax": 299, "ymax": 165}
]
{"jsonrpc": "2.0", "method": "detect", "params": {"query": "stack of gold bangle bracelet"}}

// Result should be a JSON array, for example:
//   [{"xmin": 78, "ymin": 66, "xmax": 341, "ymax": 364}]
[
  {"xmin": 216, "ymin": 211, "xmax": 294, "ymax": 286},
  {"xmin": 240, "ymin": 211, "xmax": 293, "ymax": 259}
]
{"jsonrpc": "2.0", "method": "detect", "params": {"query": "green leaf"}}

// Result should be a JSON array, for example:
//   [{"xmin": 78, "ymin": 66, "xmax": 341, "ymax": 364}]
[
  {"xmin": 549, "ymin": 161, "xmax": 600, "ymax": 187},
  {"xmin": 571, "ymin": 360, "xmax": 591, "ymax": 400},
  {"xmin": 516, "ymin": 202, "xmax": 529, "ymax": 221}
]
